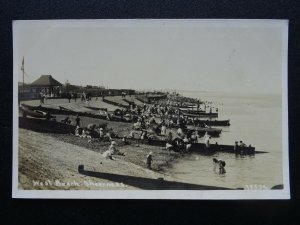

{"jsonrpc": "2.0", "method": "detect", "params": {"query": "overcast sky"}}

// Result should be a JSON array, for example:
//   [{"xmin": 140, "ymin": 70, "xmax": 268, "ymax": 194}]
[{"xmin": 14, "ymin": 20, "xmax": 287, "ymax": 94}]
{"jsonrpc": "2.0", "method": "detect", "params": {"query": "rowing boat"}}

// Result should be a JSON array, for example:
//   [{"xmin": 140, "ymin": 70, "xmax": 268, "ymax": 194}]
[
  {"xmin": 193, "ymin": 119, "xmax": 230, "ymax": 126},
  {"xmin": 125, "ymin": 137, "xmax": 266, "ymax": 155},
  {"xmin": 84, "ymin": 106, "xmax": 108, "ymax": 111},
  {"xmin": 185, "ymin": 126, "xmax": 222, "ymax": 137},
  {"xmin": 181, "ymin": 112, "xmax": 218, "ymax": 118},
  {"xmin": 19, "ymin": 105, "xmax": 55, "ymax": 119},
  {"xmin": 20, "ymin": 103, "xmax": 133, "ymax": 123}
]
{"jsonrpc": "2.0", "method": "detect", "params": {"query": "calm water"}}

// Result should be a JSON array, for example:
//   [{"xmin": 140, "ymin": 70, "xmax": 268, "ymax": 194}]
[{"xmin": 166, "ymin": 91, "xmax": 283, "ymax": 189}]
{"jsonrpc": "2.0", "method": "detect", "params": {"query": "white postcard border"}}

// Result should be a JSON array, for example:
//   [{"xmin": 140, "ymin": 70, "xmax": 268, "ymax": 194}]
[{"xmin": 12, "ymin": 19, "xmax": 290, "ymax": 199}]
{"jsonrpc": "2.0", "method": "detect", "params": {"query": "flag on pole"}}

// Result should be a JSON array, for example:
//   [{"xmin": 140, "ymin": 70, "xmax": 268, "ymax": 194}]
[{"xmin": 21, "ymin": 57, "xmax": 24, "ymax": 71}]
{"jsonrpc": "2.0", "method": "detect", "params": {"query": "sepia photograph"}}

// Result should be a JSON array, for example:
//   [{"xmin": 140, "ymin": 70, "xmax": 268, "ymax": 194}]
[{"xmin": 13, "ymin": 19, "xmax": 289, "ymax": 199}]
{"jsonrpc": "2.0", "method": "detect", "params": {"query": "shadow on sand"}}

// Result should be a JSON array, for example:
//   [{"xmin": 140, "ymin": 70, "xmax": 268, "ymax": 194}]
[{"xmin": 78, "ymin": 165, "xmax": 231, "ymax": 190}]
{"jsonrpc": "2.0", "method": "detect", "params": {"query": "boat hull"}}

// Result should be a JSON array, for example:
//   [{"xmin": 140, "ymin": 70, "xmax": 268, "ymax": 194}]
[{"xmin": 126, "ymin": 137, "xmax": 259, "ymax": 155}]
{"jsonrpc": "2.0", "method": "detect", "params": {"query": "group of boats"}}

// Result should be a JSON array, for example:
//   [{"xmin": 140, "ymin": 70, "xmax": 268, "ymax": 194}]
[{"xmin": 18, "ymin": 96, "xmax": 266, "ymax": 155}]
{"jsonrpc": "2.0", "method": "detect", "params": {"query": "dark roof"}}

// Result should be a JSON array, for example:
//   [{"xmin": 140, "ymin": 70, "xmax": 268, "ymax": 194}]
[{"xmin": 30, "ymin": 75, "xmax": 62, "ymax": 87}]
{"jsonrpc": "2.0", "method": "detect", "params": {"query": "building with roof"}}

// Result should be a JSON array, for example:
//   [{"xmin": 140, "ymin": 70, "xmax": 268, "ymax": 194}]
[{"xmin": 29, "ymin": 75, "xmax": 62, "ymax": 98}]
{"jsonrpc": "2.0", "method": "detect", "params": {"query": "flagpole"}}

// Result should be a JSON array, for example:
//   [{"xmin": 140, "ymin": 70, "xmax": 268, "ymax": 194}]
[{"xmin": 22, "ymin": 57, "xmax": 24, "ymax": 85}]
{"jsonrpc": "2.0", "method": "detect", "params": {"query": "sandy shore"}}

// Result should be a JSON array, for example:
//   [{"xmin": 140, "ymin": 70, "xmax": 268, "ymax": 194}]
[
  {"xmin": 19, "ymin": 128, "xmax": 231, "ymax": 190},
  {"xmin": 19, "ymin": 128, "xmax": 175, "ymax": 190}
]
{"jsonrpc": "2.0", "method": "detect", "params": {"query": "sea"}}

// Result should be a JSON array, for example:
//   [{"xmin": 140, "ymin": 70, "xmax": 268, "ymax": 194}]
[{"xmin": 166, "ymin": 90, "xmax": 284, "ymax": 189}]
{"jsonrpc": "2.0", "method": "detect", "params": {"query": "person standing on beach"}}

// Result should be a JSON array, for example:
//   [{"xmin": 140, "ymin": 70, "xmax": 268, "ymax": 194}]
[
  {"xmin": 205, "ymin": 134, "xmax": 211, "ymax": 150},
  {"xmin": 74, "ymin": 93, "xmax": 77, "ymax": 102},
  {"xmin": 68, "ymin": 93, "xmax": 71, "ymax": 103},
  {"xmin": 39, "ymin": 93, "xmax": 44, "ymax": 104},
  {"xmin": 234, "ymin": 141, "xmax": 239, "ymax": 151},
  {"xmin": 75, "ymin": 115, "xmax": 80, "ymax": 127},
  {"xmin": 146, "ymin": 152, "xmax": 153, "ymax": 169}
]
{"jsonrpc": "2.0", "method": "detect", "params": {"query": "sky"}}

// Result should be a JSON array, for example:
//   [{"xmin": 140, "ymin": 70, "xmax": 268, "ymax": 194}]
[{"xmin": 13, "ymin": 20, "xmax": 288, "ymax": 94}]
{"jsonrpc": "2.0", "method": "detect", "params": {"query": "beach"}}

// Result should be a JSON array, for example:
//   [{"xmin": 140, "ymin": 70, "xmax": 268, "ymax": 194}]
[
  {"xmin": 19, "ymin": 128, "xmax": 176, "ymax": 190},
  {"xmin": 18, "ymin": 92, "xmax": 283, "ymax": 190}
]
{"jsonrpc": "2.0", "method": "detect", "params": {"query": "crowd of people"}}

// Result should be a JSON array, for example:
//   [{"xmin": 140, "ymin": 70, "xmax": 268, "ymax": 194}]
[{"xmin": 55, "ymin": 93, "xmax": 251, "ymax": 171}]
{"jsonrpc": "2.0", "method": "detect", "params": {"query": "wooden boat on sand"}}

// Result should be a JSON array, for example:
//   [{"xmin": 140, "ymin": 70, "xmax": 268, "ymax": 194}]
[{"xmin": 125, "ymin": 137, "xmax": 266, "ymax": 155}]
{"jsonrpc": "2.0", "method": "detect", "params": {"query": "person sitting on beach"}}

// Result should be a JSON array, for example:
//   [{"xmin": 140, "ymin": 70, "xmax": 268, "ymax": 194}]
[
  {"xmin": 186, "ymin": 142, "xmax": 192, "ymax": 152},
  {"xmin": 183, "ymin": 136, "xmax": 189, "ymax": 144},
  {"xmin": 140, "ymin": 131, "xmax": 148, "ymax": 140},
  {"xmin": 168, "ymin": 119, "xmax": 174, "ymax": 127},
  {"xmin": 190, "ymin": 131, "xmax": 199, "ymax": 143},
  {"xmin": 183, "ymin": 136, "xmax": 192, "ymax": 152},
  {"xmin": 177, "ymin": 127, "xmax": 184, "ymax": 139},
  {"xmin": 165, "ymin": 140, "xmax": 173, "ymax": 154},
  {"xmin": 61, "ymin": 116, "xmax": 71, "ymax": 124},
  {"xmin": 122, "ymin": 136, "xmax": 130, "ymax": 145},
  {"xmin": 149, "ymin": 115, "xmax": 156, "ymax": 125},
  {"xmin": 99, "ymin": 127, "xmax": 105, "ymax": 139},
  {"xmin": 105, "ymin": 132, "xmax": 113, "ymax": 141},
  {"xmin": 133, "ymin": 121, "xmax": 142, "ymax": 130},
  {"xmin": 81, "ymin": 128, "xmax": 87, "ymax": 138},
  {"xmin": 45, "ymin": 112, "xmax": 51, "ymax": 121},
  {"xmin": 102, "ymin": 149, "xmax": 114, "ymax": 160},
  {"xmin": 128, "ymin": 130, "xmax": 136, "ymax": 139},
  {"xmin": 160, "ymin": 123, "xmax": 167, "ymax": 136},
  {"xmin": 167, "ymin": 132, "xmax": 173, "ymax": 142},
  {"xmin": 75, "ymin": 126, "xmax": 81, "ymax": 137},
  {"xmin": 108, "ymin": 141, "xmax": 125, "ymax": 156}
]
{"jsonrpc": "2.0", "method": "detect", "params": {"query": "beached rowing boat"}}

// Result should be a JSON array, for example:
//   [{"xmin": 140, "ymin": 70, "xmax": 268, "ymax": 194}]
[
  {"xmin": 181, "ymin": 112, "xmax": 218, "ymax": 118},
  {"xmin": 193, "ymin": 119, "xmax": 230, "ymax": 126},
  {"xmin": 179, "ymin": 109, "xmax": 206, "ymax": 114},
  {"xmin": 185, "ymin": 126, "xmax": 222, "ymax": 137},
  {"xmin": 168, "ymin": 124, "xmax": 222, "ymax": 137},
  {"xmin": 84, "ymin": 106, "xmax": 108, "ymax": 111},
  {"xmin": 19, "ymin": 105, "xmax": 55, "ymax": 119},
  {"xmin": 20, "ymin": 103, "xmax": 134, "ymax": 123},
  {"xmin": 125, "ymin": 137, "xmax": 266, "ymax": 155},
  {"xmin": 102, "ymin": 98, "xmax": 129, "ymax": 108}
]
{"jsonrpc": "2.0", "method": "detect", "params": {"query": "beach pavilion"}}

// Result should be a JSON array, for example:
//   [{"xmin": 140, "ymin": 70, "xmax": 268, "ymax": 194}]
[{"xmin": 30, "ymin": 75, "xmax": 62, "ymax": 98}]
